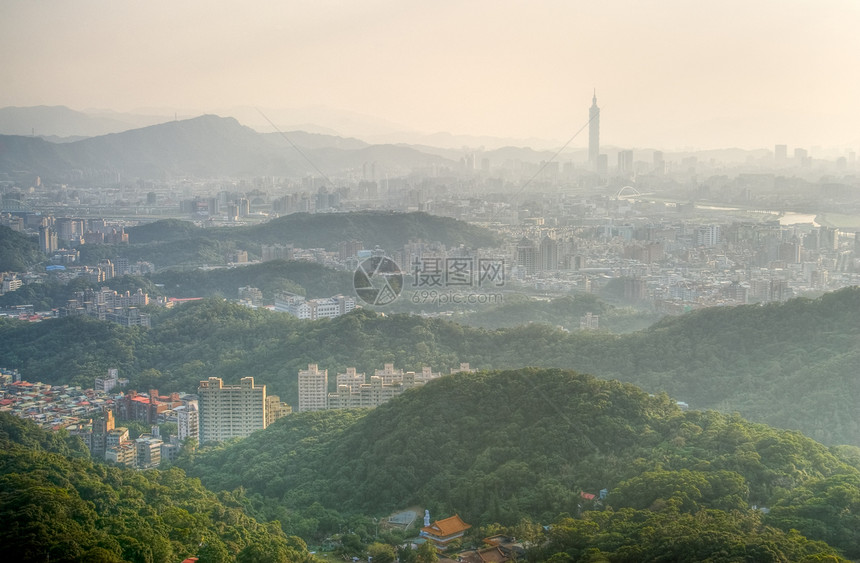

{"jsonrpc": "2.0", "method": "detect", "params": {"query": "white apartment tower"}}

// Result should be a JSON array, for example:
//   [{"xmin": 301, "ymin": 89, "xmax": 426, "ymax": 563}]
[
  {"xmin": 374, "ymin": 363, "xmax": 404, "ymax": 385},
  {"xmin": 298, "ymin": 364, "xmax": 328, "ymax": 412},
  {"xmin": 197, "ymin": 377, "xmax": 266, "ymax": 443},
  {"xmin": 337, "ymin": 367, "xmax": 366, "ymax": 393}
]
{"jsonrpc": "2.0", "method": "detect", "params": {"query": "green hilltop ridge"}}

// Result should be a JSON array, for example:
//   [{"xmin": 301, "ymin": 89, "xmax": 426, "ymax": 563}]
[
  {"xmin": 82, "ymin": 211, "xmax": 500, "ymax": 268},
  {"xmin": 150, "ymin": 260, "xmax": 354, "ymax": 300},
  {"xmin": 455, "ymin": 292, "xmax": 663, "ymax": 333},
  {"xmin": 0, "ymin": 412, "xmax": 315, "ymax": 563},
  {"xmin": 246, "ymin": 211, "xmax": 501, "ymax": 250},
  {"xmin": 178, "ymin": 368, "xmax": 860, "ymax": 559},
  {"xmin": 0, "ymin": 260, "xmax": 353, "ymax": 310},
  {"xmin": 125, "ymin": 218, "xmax": 203, "ymax": 244},
  {"xmin": 4, "ymin": 288, "xmax": 860, "ymax": 446}
]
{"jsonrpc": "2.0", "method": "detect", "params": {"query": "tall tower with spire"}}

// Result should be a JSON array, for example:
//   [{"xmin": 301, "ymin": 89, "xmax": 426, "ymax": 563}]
[{"xmin": 589, "ymin": 90, "xmax": 600, "ymax": 170}]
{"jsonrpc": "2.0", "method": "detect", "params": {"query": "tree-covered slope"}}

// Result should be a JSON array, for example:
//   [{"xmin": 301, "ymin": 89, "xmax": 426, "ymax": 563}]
[
  {"xmin": 4, "ymin": 287, "xmax": 860, "ymax": 446},
  {"xmin": 88, "ymin": 212, "xmax": 499, "ymax": 268},
  {"xmin": 0, "ymin": 274, "xmax": 162, "ymax": 311},
  {"xmin": 242, "ymin": 211, "xmax": 501, "ymax": 250},
  {"xmin": 179, "ymin": 368, "xmax": 860, "ymax": 558},
  {"xmin": 456, "ymin": 293, "xmax": 662, "ymax": 333},
  {"xmin": 0, "ymin": 413, "xmax": 315, "ymax": 563},
  {"xmin": 125, "ymin": 218, "xmax": 203, "ymax": 244},
  {"xmin": 150, "ymin": 260, "xmax": 353, "ymax": 300},
  {"xmin": 128, "ymin": 211, "xmax": 500, "ymax": 250},
  {"xmin": 0, "ymin": 225, "xmax": 44, "ymax": 271}
]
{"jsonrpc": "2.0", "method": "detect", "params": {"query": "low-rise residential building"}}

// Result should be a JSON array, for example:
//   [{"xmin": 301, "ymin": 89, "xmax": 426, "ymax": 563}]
[
  {"xmin": 273, "ymin": 291, "xmax": 355, "ymax": 320},
  {"xmin": 135, "ymin": 433, "xmax": 162, "ymax": 469},
  {"xmin": 265, "ymin": 395, "xmax": 292, "ymax": 426},
  {"xmin": 160, "ymin": 435, "xmax": 182, "ymax": 463},
  {"xmin": 175, "ymin": 403, "xmax": 200, "ymax": 443},
  {"xmin": 95, "ymin": 369, "xmax": 120, "ymax": 393},
  {"xmin": 105, "ymin": 440, "xmax": 136, "ymax": 467}
]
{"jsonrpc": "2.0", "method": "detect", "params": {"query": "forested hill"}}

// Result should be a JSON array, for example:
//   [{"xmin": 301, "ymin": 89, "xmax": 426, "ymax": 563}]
[
  {"xmin": 244, "ymin": 211, "xmax": 501, "ymax": 250},
  {"xmin": 179, "ymin": 368, "xmax": 860, "ymax": 559},
  {"xmin": 150, "ymin": 260, "xmax": 353, "ymax": 300},
  {"xmin": 81, "ymin": 211, "xmax": 500, "ymax": 268},
  {"xmin": 457, "ymin": 292, "xmax": 662, "ymax": 333},
  {"xmin": 3, "ymin": 287, "xmax": 860, "ymax": 445},
  {"xmin": 0, "ymin": 413, "xmax": 315, "ymax": 563},
  {"xmin": 0, "ymin": 225, "xmax": 44, "ymax": 271}
]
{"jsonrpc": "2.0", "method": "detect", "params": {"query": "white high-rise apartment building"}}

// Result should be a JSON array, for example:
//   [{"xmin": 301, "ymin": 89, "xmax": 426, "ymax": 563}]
[
  {"xmin": 298, "ymin": 364, "xmax": 328, "ymax": 412},
  {"xmin": 198, "ymin": 377, "xmax": 266, "ymax": 443},
  {"xmin": 374, "ymin": 363, "xmax": 404, "ymax": 385},
  {"xmin": 337, "ymin": 367, "xmax": 366, "ymax": 393}
]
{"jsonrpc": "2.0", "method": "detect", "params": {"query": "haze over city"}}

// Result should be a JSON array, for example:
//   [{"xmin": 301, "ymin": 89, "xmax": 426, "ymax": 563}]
[
  {"xmin": 8, "ymin": 2, "xmax": 860, "ymax": 562},
  {"xmin": 3, "ymin": 0, "xmax": 859, "ymax": 150}
]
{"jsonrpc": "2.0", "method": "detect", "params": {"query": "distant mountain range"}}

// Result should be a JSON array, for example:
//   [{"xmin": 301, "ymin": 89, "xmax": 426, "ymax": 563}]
[
  {"xmin": 0, "ymin": 114, "xmax": 457, "ymax": 181},
  {"xmin": 0, "ymin": 105, "xmax": 174, "ymax": 138},
  {"xmin": 0, "ymin": 106, "xmax": 773, "ymax": 182},
  {"xmin": 0, "ymin": 104, "xmax": 567, "ymax": 151}
]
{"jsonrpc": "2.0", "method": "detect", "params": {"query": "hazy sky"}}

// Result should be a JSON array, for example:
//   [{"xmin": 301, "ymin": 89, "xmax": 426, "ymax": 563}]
[{"xmin": 3, "ymin": 0, "xmax": 859, "ymax": 150}]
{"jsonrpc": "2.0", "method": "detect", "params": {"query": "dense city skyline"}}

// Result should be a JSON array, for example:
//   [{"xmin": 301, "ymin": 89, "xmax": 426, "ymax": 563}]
[{"xmin": 2, "ymin": 0, "xmax": 859, "ymax": 150}]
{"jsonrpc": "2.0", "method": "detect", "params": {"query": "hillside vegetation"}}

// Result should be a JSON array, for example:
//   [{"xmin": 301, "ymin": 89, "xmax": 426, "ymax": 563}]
[
  {"xmin": 455, "ymin": 293, "xmax": 662, "ymax": 333},
  {"xmin": 0, "ymin": 274, "xmax": 164, "ymax": 311},
  {"xmin": 0, "ymin": 413, "xmax": 315, "ymax": 563},
  {"xmin": 79, "ymin": 211, "xmax": 499, "ymax": 268},
  {"xmin": 3, "ymin": 288, "xmax": 860, "ymax": 447},
  {"xmin": 0, "ymin": 225, "xmax": 44, "ymax": 271},
  {"xmin": 150, "ymin": 260, "xmax": 353, "ymax": 300},
  {"xmin": 178, "ymin": 368, "xmax": 859, "ymax": 559}
]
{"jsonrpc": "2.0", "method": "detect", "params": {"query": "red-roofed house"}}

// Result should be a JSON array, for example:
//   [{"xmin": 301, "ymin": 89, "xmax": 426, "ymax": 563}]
[
  {"xmin": 421, "ymin": 514, "xmax": 471, "ymax": 551},
  {"xmin": 443, "ymin": 545, "xmax": 513, "ymax": 563}
]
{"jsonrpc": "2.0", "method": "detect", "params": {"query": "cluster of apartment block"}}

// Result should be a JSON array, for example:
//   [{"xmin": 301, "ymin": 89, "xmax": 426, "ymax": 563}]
[
  {"xmin": 78, "ymin": 410, "xmax": 181, "ymax": 469},
  {"xmin": 5, "ymin": 361, "xmax": 481, "ymax": 454},
  {"xmin": 78, "ymin": 382, "xmax": 202, "ymax": 468},
  {"xmin": 1, "ymin": 371, "xmax": 113, "ymax": 430},
  {"xmin": 0, "ymin": 368, "xmax": 200, "ymax": 469},
  {"xmin": 298, "ymin": 362, "xmax": 476, "ymax": 412},
  {"xmin": 58, "ymin": 286, "xmax": 152, "ymax": 327}
]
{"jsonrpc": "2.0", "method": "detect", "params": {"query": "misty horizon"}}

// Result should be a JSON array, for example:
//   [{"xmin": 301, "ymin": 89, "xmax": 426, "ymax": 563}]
[
  {"xmin": 2, "ymin": 1, "xmax": 859, "ymax": 150},
  {"xmin": 0, "ymin": 104, "xmax": 854, "ymax": 160}
]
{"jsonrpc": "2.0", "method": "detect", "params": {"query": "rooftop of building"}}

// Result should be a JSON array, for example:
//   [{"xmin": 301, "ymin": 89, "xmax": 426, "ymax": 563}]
[{"xmin": 422, "ymin": 514, "xmax": 471, "ymax": 537}]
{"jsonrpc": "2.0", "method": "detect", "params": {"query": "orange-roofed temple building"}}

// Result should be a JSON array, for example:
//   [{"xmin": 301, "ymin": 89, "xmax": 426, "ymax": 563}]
[{"xmin": 420, "ymin": 513, "xmax": 471, "ymax": 551}]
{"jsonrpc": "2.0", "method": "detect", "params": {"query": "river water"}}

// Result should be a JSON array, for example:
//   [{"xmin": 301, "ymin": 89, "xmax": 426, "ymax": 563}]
[{"xmin": 693, "ymin": 205, "xmax": 819, "ymax": 227}]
